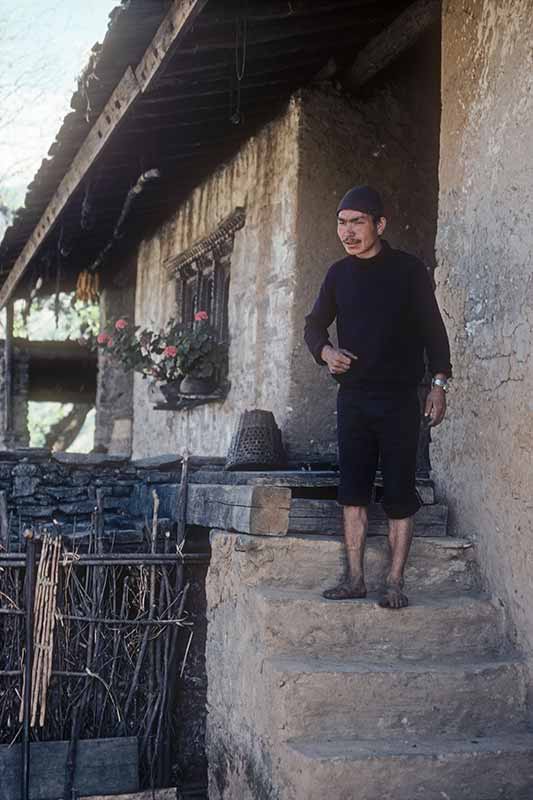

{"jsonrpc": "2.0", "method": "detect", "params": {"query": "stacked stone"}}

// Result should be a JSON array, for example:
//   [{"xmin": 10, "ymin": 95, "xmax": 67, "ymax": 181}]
[{"xmin": 0, "ymin": 450, "xmax": 187, "ymax": 549}]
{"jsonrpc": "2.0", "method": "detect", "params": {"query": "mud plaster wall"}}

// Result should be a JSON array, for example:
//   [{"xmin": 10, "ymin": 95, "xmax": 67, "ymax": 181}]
[
  {"xmin": 288, "ymin": 32, "xmax": 441, "ymax": 458},
  {"xmin": 132, "ymin": 101, "xmax": 300, "ymax": 458},
  {"xmin": 433, "ymin": 0, "xmax": 533, "ymax": 659}
]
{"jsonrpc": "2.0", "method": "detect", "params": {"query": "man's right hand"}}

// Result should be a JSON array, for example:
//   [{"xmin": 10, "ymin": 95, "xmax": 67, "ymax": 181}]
[{"xmin": 321, "ymin": 345, "xmax": 358, "ymax": 374}]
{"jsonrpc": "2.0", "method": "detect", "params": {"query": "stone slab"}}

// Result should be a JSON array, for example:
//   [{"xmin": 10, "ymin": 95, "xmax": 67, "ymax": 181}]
[
  {"xmin": 252, "ymin": 587, "xmax": 505, "ymax": 660},
  {"xmin": 210, "ymin": 531, "xmax": 478, "ymax": 593},
  {"xmin": 285, "ymin": 733, "xmax": 533, "ymax": 800},
  {"xmin": 265, "ymin": 654, "xmax": 527, "ymax": 740},
  {"xmin": 53, "ymin": 452, "xmax": 129, "ymax": 467}
]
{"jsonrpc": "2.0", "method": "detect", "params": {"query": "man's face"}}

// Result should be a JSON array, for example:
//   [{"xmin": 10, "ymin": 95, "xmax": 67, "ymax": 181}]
[{"xmin": 337, "ymin": 209, "xmax": 386, "ymax": 258}]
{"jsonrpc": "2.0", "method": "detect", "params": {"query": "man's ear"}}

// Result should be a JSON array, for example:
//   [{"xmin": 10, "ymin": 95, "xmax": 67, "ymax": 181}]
[{"xmin": 377, "ymin": 216, "xmax": 387, "ymax": 236}]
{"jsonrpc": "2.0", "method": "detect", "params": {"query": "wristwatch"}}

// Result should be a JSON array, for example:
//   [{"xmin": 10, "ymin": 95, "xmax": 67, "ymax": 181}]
[{"xmin": 432, "ymin": 377, "xmax": 449, "ymax": 392}]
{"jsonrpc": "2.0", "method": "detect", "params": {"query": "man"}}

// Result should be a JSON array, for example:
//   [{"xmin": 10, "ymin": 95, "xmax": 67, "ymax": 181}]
[{"xmin": 304, "ymin": 186, "xmax": 451, "ymax": 609}]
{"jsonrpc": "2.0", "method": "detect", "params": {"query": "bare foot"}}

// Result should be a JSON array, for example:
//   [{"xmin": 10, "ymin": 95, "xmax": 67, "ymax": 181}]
[
  {"xmin": 379, "ymin": 579, "xmax": 408, "ymax": 609},
  {"xmin": 322, "ymin": 578, "xmax": 367, "ymax": 600}
]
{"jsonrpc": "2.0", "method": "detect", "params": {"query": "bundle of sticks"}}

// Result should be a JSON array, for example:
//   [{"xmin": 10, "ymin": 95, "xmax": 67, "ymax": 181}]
[
  {"xmin": 3, "ymin": 472, "xmax": 195, "ymax": 788},
  {"xmin": 18, "ymin": 534, "xmax": 62, "ymax": 727}
]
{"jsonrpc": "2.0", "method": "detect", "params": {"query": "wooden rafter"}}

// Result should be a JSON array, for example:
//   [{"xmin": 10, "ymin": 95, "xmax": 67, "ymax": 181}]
[
  {"xmin": 343, "ymin": 0, "xmax": 440, "ymax": 90},
  {"xmin": 0, "ymin": 0, "xmax": 207, "ymax": 310}
]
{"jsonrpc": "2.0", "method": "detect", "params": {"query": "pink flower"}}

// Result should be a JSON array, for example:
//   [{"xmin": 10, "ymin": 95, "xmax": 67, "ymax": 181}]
[
  {"xmin": 163, "ymin": 345, "xmax": 177, "ymax": 358},
  {"xmin": 107, "ymin": 338, "xmax": 114, "ymax": 347},
  {"xmin": 115, "ymin": 318, "xmax": 128, "ymax": 330},
  {"xmin": 194, "ymin": 310, "xmax": 208, "ymax": 321},
  {"xmin": 97, "ymin": 333, "xmax": 109, "ymax": 345}
]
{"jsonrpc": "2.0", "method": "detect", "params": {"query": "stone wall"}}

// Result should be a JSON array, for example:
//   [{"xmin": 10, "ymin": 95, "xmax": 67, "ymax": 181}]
[
  {"xmin": 0, "ymin": 450, "xmax": 183, "ymax": 546},
  {"xmin": 288, "ymin": 30, "xmax": 442, "ymax": 459},
  {"xmin": 433, "ymin": 0, "xmax": 533, "ymax": 658},
  {"xmin": 132, "ymin": 101, "xmax": 301, "ymax": 459}
]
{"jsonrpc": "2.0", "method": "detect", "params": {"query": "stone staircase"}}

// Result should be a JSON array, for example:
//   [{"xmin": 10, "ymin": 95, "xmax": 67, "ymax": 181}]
[{"xmin": 206, "ymin": 531, "xmax": 533, "ymax": 800}]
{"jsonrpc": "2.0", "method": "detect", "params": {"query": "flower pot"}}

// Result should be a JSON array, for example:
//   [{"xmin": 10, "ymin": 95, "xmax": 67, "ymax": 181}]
[
  {"xmin": 180, "ymin": 374, "xmax": 216, "ymax": 395},
  {"xmin": 159, "ymin": 379, "xmax": 183, "ymax": 403}
]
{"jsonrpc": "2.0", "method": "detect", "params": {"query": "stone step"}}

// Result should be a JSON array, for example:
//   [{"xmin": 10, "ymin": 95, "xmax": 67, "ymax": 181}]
[
  {"xmin": 284, "ymin": 733, "xmax": 533, "ymax": 800},
  {"xmin": 224, "ymin": 532, "xmax": 478, "ymax": 592},
  {"xmin": 252, "ymin": 587, "xmax": 506, "ymax": 659},
  {"xmin": 264, "ymin": 654, "xmax": 528, "ymax": 741}
]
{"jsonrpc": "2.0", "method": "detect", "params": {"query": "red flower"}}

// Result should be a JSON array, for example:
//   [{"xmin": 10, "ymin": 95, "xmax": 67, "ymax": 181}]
[
  {"xmin": 115, "ymin": 318, "xmax": 128, "ymax": 330},
  {"xmin": 97, "ymin": 333, "xmax": 109, "ymax": 345},
  {"xmin": 194, "ymin": 310, "xmax": 208, "ymax": 321},
  {"xmin": 107, "ymin": 338, "xmax": 114, "ymax": 347},
  {"xmin": 163, "ymin": 345, "xmax": 177, "ymax": 358}
]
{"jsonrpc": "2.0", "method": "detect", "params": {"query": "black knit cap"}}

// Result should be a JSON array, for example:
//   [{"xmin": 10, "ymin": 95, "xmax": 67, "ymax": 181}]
[{"xmin": 336, "ymin": 185, "xmax": 384, "ymax": 218}]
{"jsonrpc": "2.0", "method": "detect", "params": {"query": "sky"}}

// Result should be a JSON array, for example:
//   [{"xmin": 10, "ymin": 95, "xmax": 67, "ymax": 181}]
[{"xmin": 0, "ymin": 0, "xmax": 119, "ymax": 207}]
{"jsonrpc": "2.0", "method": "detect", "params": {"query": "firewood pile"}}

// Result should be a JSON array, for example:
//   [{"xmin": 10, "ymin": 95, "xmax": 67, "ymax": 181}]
[{"xmin": 0, "ymin": 487, "xmax": 193, "ymax": 790}]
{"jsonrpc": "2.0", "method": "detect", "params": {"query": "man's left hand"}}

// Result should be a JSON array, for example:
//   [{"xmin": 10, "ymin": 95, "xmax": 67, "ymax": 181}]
[{"xmin": 424, "ymin": 387, "xmax": 447, "ymax": 427}]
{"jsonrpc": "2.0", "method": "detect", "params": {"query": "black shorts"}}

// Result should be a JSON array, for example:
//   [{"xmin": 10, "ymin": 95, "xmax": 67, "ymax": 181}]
[{"xmin": 337, "ymin": 386, "xmax": 421, "ymax": 519}]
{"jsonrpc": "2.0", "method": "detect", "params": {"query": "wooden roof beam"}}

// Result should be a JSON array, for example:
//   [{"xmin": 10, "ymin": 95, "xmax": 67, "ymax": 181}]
[
  {"xmin": 0, "ymin": 0, "xmax": 207, "ymax": 309},
  {"xmin": 343, "ymin": 0, "xmax": 440, "ymax": 91},
  {"xmin": 198, "ymin": 0, "xmax": 380, "ymax": 24}
]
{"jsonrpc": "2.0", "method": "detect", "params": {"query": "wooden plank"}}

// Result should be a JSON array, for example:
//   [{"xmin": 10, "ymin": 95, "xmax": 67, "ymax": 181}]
[
  {"xmin": 289, "ymin": 500, "xmax": 448, "ymax": 537},
  {"xmin": 0, "ymin": 0, "xmax": 206, "ymax": 309},
  {"xmin": 135, "ymin": 0, "xmax": 208, "ymax": 92},
  {"xmin": 189, "ymin": 470, "xmax": 435, "ymax": 503},
  {"xmin": 0, "ymin": 737, "xmax": 138, "ymax": 800},
  {"xmin": 344, "ymin": 0, "xmax": 440, "ymax": 90},
  {"xmin": 415, "ymin": 483, "xmax": 434, "ymax": 505},
  {"xmin": 190, "ymin": 469, "xmax": 341, "ymax": 488},
  {"xmin": 81, "ymin": 790, "xmax": 175, "ymax": 800},
  {"xmin": 186, "ymin": 484, "xmax": 291, "ymax": 536}
]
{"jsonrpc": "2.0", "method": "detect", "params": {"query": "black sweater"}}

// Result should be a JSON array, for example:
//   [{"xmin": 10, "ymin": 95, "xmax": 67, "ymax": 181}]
[{"xmin": 304, "ymin": 241, "xmax": 452, "ymax": 388}]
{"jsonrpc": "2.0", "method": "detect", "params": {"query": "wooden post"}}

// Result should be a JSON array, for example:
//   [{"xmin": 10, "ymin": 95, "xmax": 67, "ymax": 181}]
[
  {"xmin": 4, "ymin": 300, "xmax": 14, "ymax": 446},
  {"xmin": 0, "ymin": 490, "xmax": 9, "ymax": 552},
  {"xmin": 22, "ymin": 530, "xmax": 36, "ymax": 800}
]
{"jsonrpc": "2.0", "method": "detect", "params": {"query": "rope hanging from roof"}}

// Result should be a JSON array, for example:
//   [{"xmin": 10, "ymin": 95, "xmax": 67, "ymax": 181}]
[{"xmin": 165, "ymin": 207, "xmax": 246, "ymax": 277}]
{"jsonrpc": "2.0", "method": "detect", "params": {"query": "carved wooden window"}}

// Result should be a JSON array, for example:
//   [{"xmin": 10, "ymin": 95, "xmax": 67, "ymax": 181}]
[
  {"xmin": 165, "ymin": 207, "xmax": 245, "ymax": 342},
  {"xmin": 174, "ymin": 247, "xmax": 232, "ymax": 341}
]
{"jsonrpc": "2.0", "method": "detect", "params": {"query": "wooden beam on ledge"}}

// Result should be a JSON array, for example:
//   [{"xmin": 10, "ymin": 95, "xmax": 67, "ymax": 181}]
[
  {"xmin": 343, "ymin": 0, "xmax": 440, "ymax": 91},
  {"xmin": 186, "ymin": 484, "xmax": 291, "ymax": 536},
  {"xmin": 0, "ymin": 0, "xmax": 207, "ymax": 310}
]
